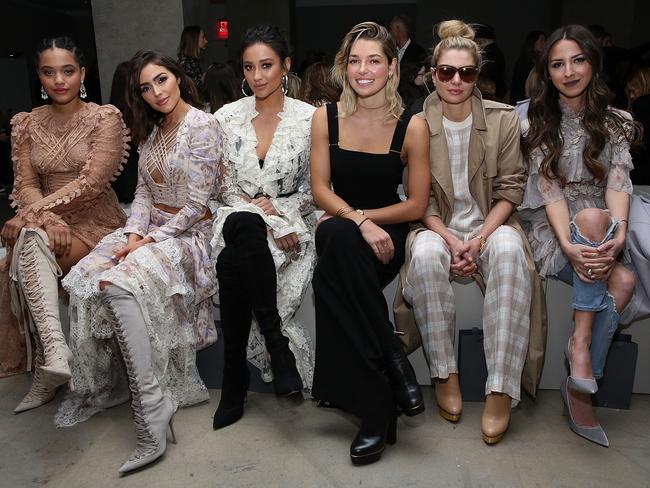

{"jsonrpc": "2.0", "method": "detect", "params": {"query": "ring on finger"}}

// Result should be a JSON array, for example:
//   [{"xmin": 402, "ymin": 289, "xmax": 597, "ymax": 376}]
[{"xmin": 587, "ymin": 268, "xmax": 593, "ymax": 277}]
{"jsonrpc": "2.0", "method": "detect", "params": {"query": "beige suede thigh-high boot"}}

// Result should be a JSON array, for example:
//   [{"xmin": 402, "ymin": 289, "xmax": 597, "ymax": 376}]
[
  {"xmin": 15, "ymin": 229, "xmax": 72, "ymax": 389},
  {"xmin": 101, "ymin": 284, "xmax": 176, "ymax": 474}
]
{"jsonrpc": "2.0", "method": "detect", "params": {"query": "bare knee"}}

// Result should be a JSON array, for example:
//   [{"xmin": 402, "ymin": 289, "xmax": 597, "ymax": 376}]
[
  {"xmin": 608, "ymin": 265, "xmax": 635, "ymax": 312},
  {"xmin": 573, "ymin": 208, "xmax": 610, "ymax": 242}
]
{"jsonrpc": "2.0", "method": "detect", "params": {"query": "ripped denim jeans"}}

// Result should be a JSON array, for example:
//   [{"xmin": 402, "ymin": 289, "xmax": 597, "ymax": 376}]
[{"xmin": 555, "ymin": 218, "xmax": 620, "ymax": 379}]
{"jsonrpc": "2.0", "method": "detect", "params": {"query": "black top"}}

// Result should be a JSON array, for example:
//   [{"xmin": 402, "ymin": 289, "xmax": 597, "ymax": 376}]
[{"xmin": 326, "ymin": 102, "xmax": 409, "ymax": 210}]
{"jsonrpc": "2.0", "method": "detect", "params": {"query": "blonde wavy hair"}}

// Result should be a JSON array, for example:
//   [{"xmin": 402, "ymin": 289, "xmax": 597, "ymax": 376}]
[
  {"xmin": 431, "ymin": 20, "xmax": 482, "ymax": 68},
  {"xmin": 332, "ymin": 21, "xmax": 403, "ymax": 120}
]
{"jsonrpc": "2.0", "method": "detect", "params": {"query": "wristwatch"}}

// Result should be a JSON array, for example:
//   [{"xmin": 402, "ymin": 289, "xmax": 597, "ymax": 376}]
[{"xmin": 473, "ymin": 234, "xmax": 487, "ymax": 251}]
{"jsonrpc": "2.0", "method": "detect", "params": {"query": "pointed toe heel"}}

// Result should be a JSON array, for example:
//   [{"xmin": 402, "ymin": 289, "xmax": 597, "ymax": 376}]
[{"xmin": 560, "ymin": 380, "xmax": 609, "ymax": 447}]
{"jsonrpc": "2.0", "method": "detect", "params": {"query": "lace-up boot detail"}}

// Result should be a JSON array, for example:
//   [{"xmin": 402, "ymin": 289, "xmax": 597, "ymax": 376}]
[
  {"xmin": 16, "ymin": 229, "xmax": 71, "ymax": 388},
  {"xmin": 14, "ymin": 337, "xmax": 56, "ymax": 413},
  {"xmin": 101, "ymin": 284, "xmax": 176, "ymax": 474}
]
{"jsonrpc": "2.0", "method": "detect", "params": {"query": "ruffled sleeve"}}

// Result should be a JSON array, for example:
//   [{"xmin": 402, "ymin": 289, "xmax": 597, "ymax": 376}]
[
  {"xmin": 521, "ymin": 149, "xmax": 565, "ymax": 210},
  {"xmin": 145, "ymin": 113, "xmax": 221, "ymax": 242},
  {"xmin": 9, "ymin": 112, "xmax": 50, "ymax": 213},
  {"xmin": 606, "ymin": 116, "xmax": 635, "ymax": 194},
  {"xmin": 15, "ymin": 105, "xmax": 129, "ymax": 228}
]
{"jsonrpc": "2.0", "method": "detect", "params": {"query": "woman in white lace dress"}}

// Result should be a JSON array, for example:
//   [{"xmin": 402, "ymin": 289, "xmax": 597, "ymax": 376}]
[
  {"xmin": 210, "ymin": 25, "xmax": 316, "ymax": 430},
  {"xmin": 57, "ymin": 51, "xmax": 220, "ymax": 473}
]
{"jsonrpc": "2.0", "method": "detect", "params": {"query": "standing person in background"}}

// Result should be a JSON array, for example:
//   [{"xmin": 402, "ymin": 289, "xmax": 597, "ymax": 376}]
[
  {"xmin": 0, "ymin": 37, "xmax": 128, "ymax": 403},
  {"xmin": 178, "ymin": 25, "xmax": 208, "ymax": 92},
  {"xmin": 510, "ymin": 31, "xmax": 546, "ymax": 104},
  {"xmin": 56, "ymin": 50, "xmax": 220, "ymax": 473},
  {"xmin": 520, "ymin": 25, "xmax": 640, "ymax": 447},
  {"xmin": 210, "ymin": 24, "xmax": 316, "ymax": 431},
  {"xmin": 400, "ymin": 19, "xmax": 539, "ymax": 445},
  {"xmin": 311, "ymin": 21, "xmax": 430, "ymax": 465},
  {"xmin": 108, "ymin": 61, "xmax": 139, "ymax": 203},
  {"xmin": 389, "ymin": 15, "xmax": 427, "ymax": 69},
  {"xmin": 475, "ymin": 24, "xmax": 507, "ymax": 101}
]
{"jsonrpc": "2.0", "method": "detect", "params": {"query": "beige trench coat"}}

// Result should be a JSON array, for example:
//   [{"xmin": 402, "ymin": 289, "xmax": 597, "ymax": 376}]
[{"xmin": 394, "ymin": 88, "xmax": 548, "ymax": 398}]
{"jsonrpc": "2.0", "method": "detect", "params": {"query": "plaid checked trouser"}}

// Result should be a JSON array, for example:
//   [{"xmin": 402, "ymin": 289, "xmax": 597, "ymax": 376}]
[{"xmin": 403, "ymin": 226, "xmax": 531, "ymax": 401}]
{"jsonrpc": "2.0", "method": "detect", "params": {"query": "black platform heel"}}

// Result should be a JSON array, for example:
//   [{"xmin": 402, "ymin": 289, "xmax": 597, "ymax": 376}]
[{"xmin": 349, "ymin": 413, "xmax": 398, "ymax": 465}]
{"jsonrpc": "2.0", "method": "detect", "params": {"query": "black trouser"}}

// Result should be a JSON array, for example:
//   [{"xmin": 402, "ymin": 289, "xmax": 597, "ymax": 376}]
[{"xmin": 312, "ymin": 217, "xmax": 408, "ymax": 426}]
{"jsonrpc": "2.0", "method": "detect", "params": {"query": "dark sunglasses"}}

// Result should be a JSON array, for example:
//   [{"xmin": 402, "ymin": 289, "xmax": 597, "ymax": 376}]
[{"xmin": 433, "ymin": 65, "xmax": 479, "ymax": 83}]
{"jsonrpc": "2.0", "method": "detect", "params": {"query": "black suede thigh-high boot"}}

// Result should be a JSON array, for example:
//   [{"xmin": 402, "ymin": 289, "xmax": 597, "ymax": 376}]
[{"xmin": 228, "ymin": 212, "xmax": 302, "ymax": 395}]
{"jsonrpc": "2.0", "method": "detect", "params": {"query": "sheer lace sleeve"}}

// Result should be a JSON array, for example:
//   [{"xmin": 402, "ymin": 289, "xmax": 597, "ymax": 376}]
[
  {"xmin": 123, "ymin": 169, "xmax": 152, "ymax": 237},
  {"xmin": 146, "ymin": 116, "xmax": 221, "ymax": 242},
  {"xmin": 606, "ymin": 130, "xmax": 634, "ymax": 194},
  {"xmin": 215, "ymin": 126, "xmax": 251, "ymax": 206},
  {"xmin": 521, "ymin": 150, "xmax": 565, "ymax": 209},
  {"xmin": 15, "ymin": 106, "xmax": 129, "ymax": 228}
]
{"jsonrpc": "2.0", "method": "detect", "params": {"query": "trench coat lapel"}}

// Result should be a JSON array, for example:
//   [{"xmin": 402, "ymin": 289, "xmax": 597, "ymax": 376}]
[
  {"xmin": 468, "ymin": 89, "xmax": 488, "ymax": 189},
  {"xmin": 423, "ymin": 93, "xmax": 454, "ymax": 215}
]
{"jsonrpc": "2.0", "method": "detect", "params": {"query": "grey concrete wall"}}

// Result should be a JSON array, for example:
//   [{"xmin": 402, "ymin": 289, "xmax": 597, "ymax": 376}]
[{"xmin": 92, "ymin": 0, "xmax": 185, "ymax": 103}]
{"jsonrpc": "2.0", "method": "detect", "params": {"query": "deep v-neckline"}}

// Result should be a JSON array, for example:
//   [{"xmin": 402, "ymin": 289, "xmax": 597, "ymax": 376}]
[
  {"xmin": 252, "ymin": 117, "xmax": 282, "ymax": 162},
  {"xmin": 147, "ymin": 118, "xmax": 184, "ymax": 185}
]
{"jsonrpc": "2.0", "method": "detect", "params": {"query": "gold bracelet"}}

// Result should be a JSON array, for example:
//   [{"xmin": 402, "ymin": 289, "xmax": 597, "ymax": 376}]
[
  {"xmin": 335, "ymin": 206, "xmax": 354, "ymax": 217},
  {"xmin": 473, "ymin": 234, "xmax": 487, "ymax": 251}
]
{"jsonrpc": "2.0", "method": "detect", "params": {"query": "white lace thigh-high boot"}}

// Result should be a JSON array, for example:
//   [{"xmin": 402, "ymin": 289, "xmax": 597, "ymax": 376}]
[
  {"xmin": 16, "ymin": 229, "xmax": 72, "ymax": 388},
  {"xmin": 14, "ymin": 335, "xmax": 56, "ymax": 413},
  {"xmin": 101, "ymin": 284, "xmax": 176, "ymax": 474}
]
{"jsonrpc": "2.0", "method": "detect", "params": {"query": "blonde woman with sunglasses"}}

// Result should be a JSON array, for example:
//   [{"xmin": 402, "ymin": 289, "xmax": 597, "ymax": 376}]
[{"xmin": 397, "ymin": 20, "xmax": 545, "ymax": 444}]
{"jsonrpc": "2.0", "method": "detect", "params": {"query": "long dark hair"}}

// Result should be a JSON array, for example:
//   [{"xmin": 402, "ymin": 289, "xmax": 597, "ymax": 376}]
[
  {"xmin": 522, "ymin": 25, "xmax": 637, "ymax": 185},
  {"xmin": 127, "ymin": 50, "xmax": 201, "ymax": 146},
  {"xmin": 202, "ymin": 62, "xmax": 240, "ymax": 111},
  {"xmin": 239, "ymin": 24, "xmax": 290, "ymax": 63}
]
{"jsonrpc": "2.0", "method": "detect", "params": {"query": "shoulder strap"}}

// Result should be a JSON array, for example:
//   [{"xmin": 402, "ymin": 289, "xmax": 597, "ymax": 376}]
[
  {"xmin": 326, "ymin": 102, "xmax": 339, "ymax": 146},
  {"xmin": 389, "ymin": 113, "xmax": 412, "ymax": 154}
]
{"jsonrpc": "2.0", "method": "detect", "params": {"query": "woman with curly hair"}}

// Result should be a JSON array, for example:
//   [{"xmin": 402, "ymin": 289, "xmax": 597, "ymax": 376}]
[{"xmin": 519, "ymin": 24, "xmax": 640, "ymax": 447}]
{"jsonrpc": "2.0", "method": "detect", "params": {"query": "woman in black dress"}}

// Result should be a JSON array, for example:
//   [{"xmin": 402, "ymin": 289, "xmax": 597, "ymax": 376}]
[{"xmin": 310, "ymin": 21, "xmax": 430, "ymax": 465}]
